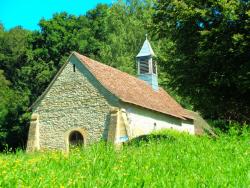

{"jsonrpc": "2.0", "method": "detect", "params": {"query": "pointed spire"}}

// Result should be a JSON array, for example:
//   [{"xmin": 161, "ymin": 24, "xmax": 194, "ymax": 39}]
[{"xmin": 136, "ymin": 35, "xmax": 155, "ymax": 57}]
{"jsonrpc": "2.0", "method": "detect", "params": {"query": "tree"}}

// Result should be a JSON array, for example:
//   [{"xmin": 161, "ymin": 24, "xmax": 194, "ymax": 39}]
[
  {"xmin": 0, "ymin": 70, "xmax": 27, "ymax": 150},
  {"xmin": 0, "ymin": 27, "xmax": 30, "ymax": 84},
  {"xmin": 0, "ymin": 70, "xmax": 11, "ymax": 126},
  {"xmin": 0, "ymin": 26, "xmax": 31, "ymax": 150},
  {"xmin": 85, "ymin": 1, "xmax": 155, "ymax": 74},
  {"xmin": 153, "ymin": 0, "xmax": 250, "ymax": 123}
]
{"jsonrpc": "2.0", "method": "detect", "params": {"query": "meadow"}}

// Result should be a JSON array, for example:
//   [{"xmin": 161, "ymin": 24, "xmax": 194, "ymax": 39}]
[{"xmin": 0, "ymin": 130, "xmax": 249, "ymax": 188}]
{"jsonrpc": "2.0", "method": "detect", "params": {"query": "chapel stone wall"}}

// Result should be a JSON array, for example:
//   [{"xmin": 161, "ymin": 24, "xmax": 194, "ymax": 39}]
[{"xmin": 27, "ymin": 56, "xmax": 119, "ymax": 151}]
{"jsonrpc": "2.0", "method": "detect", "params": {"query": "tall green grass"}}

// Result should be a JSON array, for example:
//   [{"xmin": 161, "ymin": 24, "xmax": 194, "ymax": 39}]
[{"xmin": 0, "ymin": 130, "xmax": 249, "ymax": 187}]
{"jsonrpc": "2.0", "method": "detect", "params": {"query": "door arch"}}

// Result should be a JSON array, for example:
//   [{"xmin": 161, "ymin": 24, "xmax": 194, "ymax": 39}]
[
  {"xmin": 69, "ymin": 131, "xmax": 84, "ymax": 147},
  {"xmin": 65, "ymin": 128, "xmax": 88, "ymax": 152}
]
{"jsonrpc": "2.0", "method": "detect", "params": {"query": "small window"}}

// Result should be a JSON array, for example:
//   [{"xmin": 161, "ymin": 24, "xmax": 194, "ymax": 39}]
[
  {"xmin": 73, "ymin": 64, "xmax": 76, "ymax": 72},
  {"xmin": 153, "ymin": 122, "xmax": 157, "ymax": 130}
]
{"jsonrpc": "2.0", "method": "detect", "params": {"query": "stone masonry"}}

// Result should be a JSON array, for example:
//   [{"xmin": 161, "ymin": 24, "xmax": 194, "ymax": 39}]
[{"xmin": 27, "ymin": 55, "xmax": 120, "ymax": 151}]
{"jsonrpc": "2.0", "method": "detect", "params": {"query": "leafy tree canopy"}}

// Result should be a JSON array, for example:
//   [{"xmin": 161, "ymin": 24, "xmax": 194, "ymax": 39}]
[{"xmin": 153, "ymin": 0, "xmax": 250, "ymax": 122}]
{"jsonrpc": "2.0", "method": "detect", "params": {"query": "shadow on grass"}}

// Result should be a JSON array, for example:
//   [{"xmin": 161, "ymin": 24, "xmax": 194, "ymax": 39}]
[{"xmin": 126, "ymin": 134, "xmax": 176, "ymax": 146}]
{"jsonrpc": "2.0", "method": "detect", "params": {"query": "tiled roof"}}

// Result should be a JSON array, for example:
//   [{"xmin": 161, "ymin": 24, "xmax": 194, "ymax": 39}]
[{"xmin": 74, "ymin": 52, "xmax": 192, "ymax": 120}]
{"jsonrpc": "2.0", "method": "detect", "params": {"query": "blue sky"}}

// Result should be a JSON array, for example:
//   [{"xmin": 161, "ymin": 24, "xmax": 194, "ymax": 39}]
[{"xmin": 0, "ymin": 0, "xmax": 114, "ymax": 30}]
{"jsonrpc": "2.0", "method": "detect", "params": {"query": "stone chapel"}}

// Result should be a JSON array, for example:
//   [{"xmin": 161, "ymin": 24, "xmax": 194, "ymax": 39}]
[{"xmin": 27, "ymin": 38, "xmax": 199, "ymax": 152}]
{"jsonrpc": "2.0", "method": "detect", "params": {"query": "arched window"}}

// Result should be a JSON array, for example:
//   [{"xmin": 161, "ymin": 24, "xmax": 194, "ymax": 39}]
[{"xmin": 69, "ymin": 131, "xmax": 84, "ymax": 147}]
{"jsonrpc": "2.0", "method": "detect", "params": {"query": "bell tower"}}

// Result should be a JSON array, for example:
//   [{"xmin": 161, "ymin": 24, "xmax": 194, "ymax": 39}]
[{"xmin": 136, "ymin": 35, "xmax": 158, "ymax": 91}]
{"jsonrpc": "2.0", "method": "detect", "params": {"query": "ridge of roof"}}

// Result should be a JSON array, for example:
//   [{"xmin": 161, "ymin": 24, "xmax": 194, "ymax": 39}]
[{"xmin": 73, "ymin": 52, "xmax": 192, "ymax": 120}]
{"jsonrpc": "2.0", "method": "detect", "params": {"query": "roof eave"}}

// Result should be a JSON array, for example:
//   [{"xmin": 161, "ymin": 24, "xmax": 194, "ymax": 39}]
[{"xmin": 121, "ymin": 99, "xmax": 187, "ymax": 120}]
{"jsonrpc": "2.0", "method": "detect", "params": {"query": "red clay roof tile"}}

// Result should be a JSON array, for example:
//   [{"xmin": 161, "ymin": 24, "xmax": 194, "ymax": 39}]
[{"xmin": 74, "ymin": 52, "xmax": 192, "ymax": 120}]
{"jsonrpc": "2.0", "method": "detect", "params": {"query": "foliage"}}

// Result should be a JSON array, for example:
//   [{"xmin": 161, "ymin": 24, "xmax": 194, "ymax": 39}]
[
  {"xmin": 153, "ymin": 0, "xmax": 250, "ymax": 122},
  {"xmin": 209, "ymin": 119, "xmax": 250, "ymax": 135},
  {"xmin": 0, "ymin": 0, "xmax": 249, "ymax": 150},
  {"xmin": 0, "ymin": 130, "xmax": 249, "ymax": 187},
  {"xmin": 0, "ymin": 70, "xmax": 11, "ymax": 124},
  {"xmin": 0, "ymin": 26, "xmax": 31, "ymax": 150},
  {"xmin": 85, "ymin": 1, "xmax": 154, "ymax": 74}
]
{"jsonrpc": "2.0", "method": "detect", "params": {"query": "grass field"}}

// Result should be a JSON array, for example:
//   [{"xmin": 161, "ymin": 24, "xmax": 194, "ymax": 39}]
[{"xmin": 0, "ymin": 130, "xmax": 249, "ymax": 188}]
